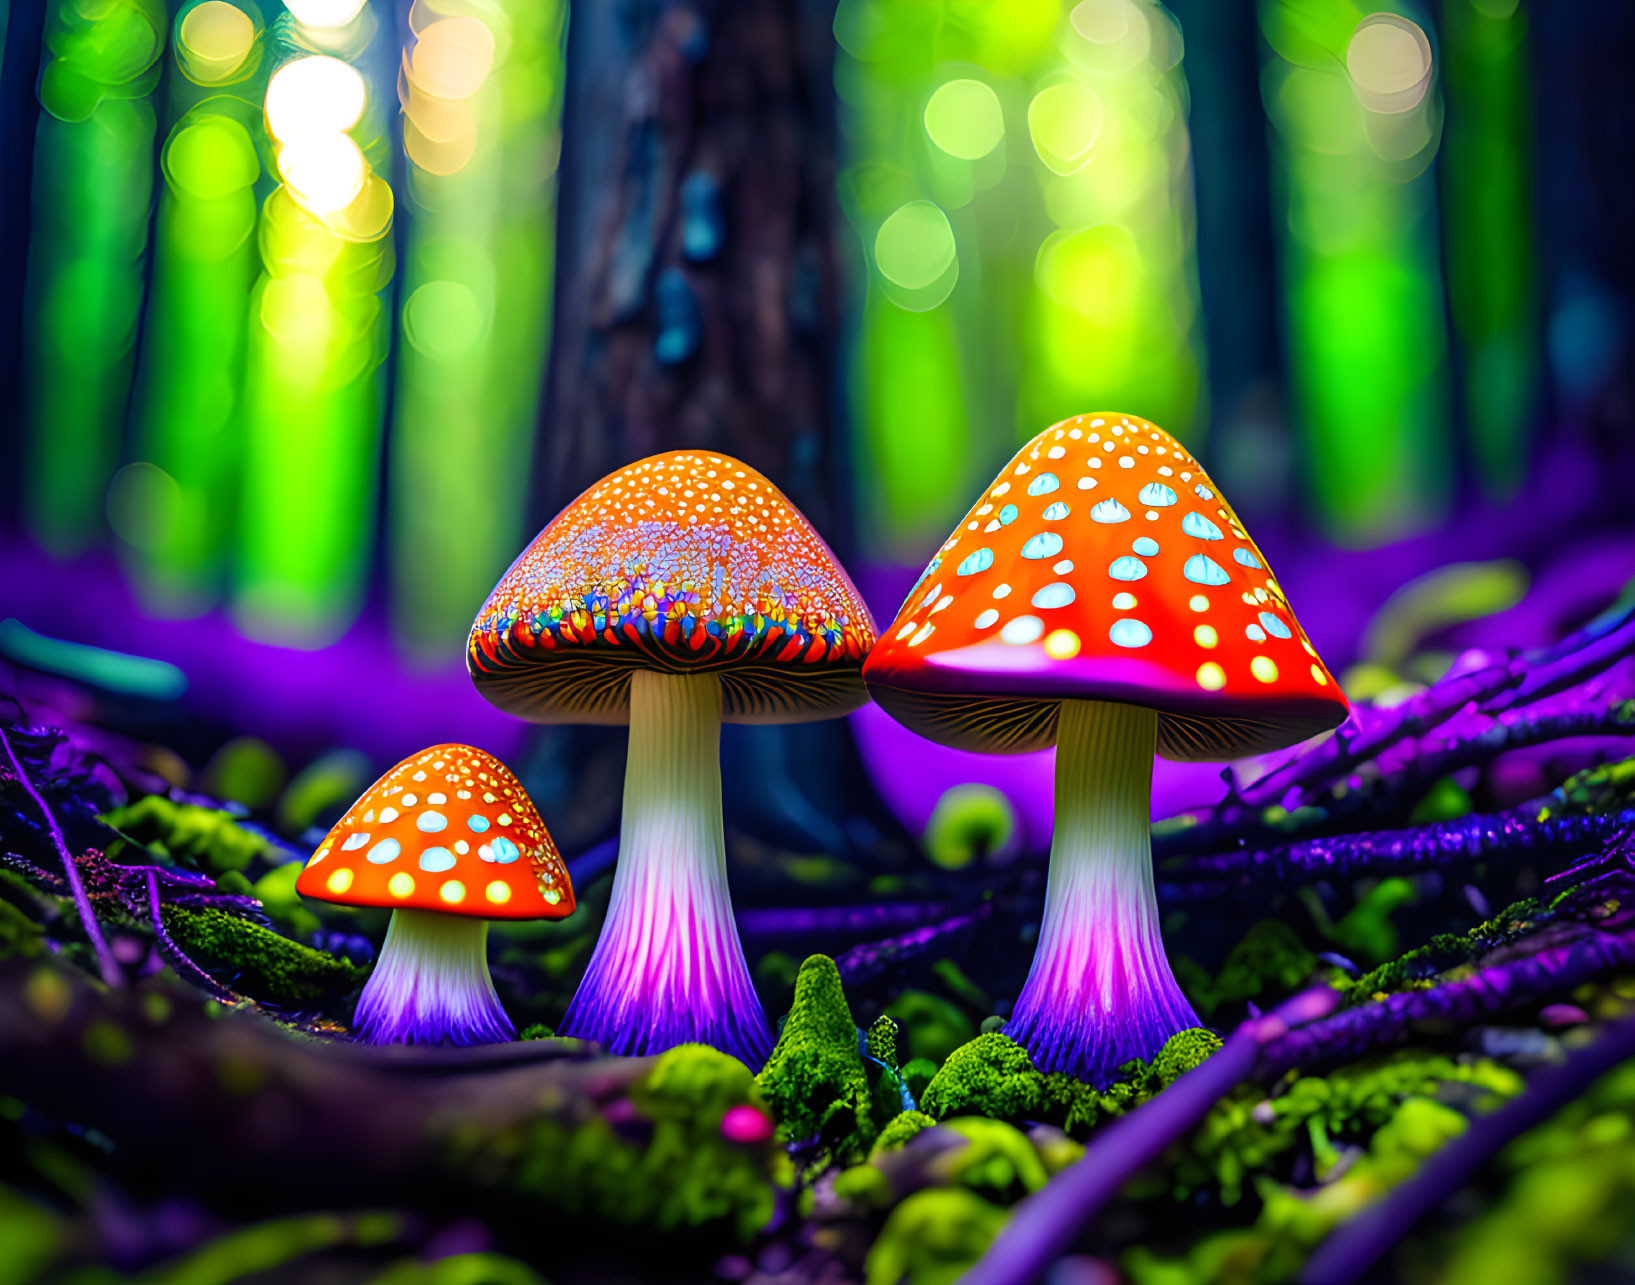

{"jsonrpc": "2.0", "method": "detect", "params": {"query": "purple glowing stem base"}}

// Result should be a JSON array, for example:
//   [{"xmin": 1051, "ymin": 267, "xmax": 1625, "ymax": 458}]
[
  {"xmin": 558, "ymin": 671, "xmax": 772, "ymax": 1068},
  {"xmin": 1006, "ymin": 700, "xmax": 1199, "ymax": 1085},
  {"xmin": 351, "ymin": 907, "xmax": 514, "ymax": 1046}
]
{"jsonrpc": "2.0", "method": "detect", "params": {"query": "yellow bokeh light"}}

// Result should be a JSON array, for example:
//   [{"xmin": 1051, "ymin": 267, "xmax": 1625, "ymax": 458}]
[
  {"xmin": 265, "ymin": 56, "xmax": 367, "ymax": 142},
  {"xmin": 326, "ymin": 867, "xmax": 353, "ymax": 894},
  {"xmin": 1028, "ymin": 80, "xmax": 1102, "ymax": 175},
  {"xmin": 1196, "ymin": 662, "xmax": 1226, "ymax": 692},
  {"xmin": 1251, "ymin": 656, "xmax": 1279, "ymax": 684},
  {"xmin": 924, "ymin": 78, "xmax": 1005, "ymax": 161},
  {"xmin": 409, "ymin": 16, "xmax": 496, "ymax": 100},
  {"xmin": 284, "ymin": 0, "xmax": 368, "ymax": 29},
  {"xmin": 1347, "ymin": 14, "xmax": 1433, "ymax": 115},
  {"xmin": 279, "ymin": 132, "xmax": 368, "ymax": 215},
  {"xmin": 1311, "ymin": 664, "xmax": 1330, "ymax": 686},
  {"xmin": 486, "ymin": 880, "xmax": 512, "ymax": 905},
  {"xmin": 1188, "ymin": 594, "xmax": 1209, "ymax": 612},
  {"xmin": 388, "ymin": 871, "xmax": 415, "ymax": 898},
  {"xmin": 1193, "ymin": 624, "xmax": 1217, "ymax": 648},
  {"xmin": 177, "ymin": 2, "xmax": 256, "ymax": 85},
  {"xmin": 439, "ymin": 879, "xmax": 465, "ymax": 904}
]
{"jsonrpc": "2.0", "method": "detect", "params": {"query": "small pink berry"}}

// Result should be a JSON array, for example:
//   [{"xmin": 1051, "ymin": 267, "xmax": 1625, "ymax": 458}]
[{"xmin": 720, "ymin": 1104, "xmax": 774, "ymax": 1144}]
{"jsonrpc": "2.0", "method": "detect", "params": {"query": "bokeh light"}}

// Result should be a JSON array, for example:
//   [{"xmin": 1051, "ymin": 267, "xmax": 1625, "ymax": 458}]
[
  {"xmin": 175, "ymin": 2, "xmax": 258, "ymax": 86},
  {"xmin": 874, "ymin": 200, "xmax": 958, "ymax": 309},
  {"xmin": 283, "ymin": 0, "xmax": 370, "ymax": 29},
  {"xmin": 1347, "ymin": 13, "xmax": 1434, "ymax": 114},
  {"xmin": 923, "ymin": 79, "xmax": 1004, "ymax": 160},
  {"xmin": 278, "ymin": 132, "xmax": 368, "ymax": 214},
  {"xmin": 265, "ymin": 56, "xmax": 367, "ymax": 142}
]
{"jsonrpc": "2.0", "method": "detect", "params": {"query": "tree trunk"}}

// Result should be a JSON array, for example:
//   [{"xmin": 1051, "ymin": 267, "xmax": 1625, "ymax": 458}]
[{"xmin": 537, "ymin": 0, "xmax": 847, "ymax": 542}]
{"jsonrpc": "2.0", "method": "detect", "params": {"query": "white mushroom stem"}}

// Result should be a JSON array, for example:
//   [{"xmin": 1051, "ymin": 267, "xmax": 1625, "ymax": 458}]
[
  {"xmin": 1005, "ymin": 698, "xmax": 1199, "ymax": 1083},
  {"xmin": 560, "ymin": 668, "xmax": 772, "ymax": 1064},
  {"xmin": 352, "ymin": 907, "xmax": 513, "ymax": 1045}
]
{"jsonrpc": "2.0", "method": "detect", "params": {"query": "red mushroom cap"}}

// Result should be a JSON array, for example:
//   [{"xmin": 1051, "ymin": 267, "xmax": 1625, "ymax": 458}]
[
  {"xmin": 468, "ymin": 451, "xmax": 877, "ymax": 725},
  {"xmin": 862, "ymin": 413, "xmax": 1350, "ymax": 761},
  {"xmin": 295, "ymin": 744, "xmax": 574, "ymax": 920}
]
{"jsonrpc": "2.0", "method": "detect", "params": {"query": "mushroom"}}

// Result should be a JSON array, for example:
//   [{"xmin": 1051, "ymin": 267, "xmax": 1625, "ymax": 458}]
[
  {"xmin": 862, "ymin": 413, "xmax": 1350, "ymax": 1083},
  {"xmin": 468, "ymin": 450, "xmax": 876, "ymax": 1066},
  {"xmin": 295, "ymin": 743, "xmax": 574, "ymax": 1045}
]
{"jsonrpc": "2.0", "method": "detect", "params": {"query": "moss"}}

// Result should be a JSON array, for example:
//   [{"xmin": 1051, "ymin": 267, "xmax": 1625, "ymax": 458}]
[
  {"xmin": 1150, "ymin": 1028, "xmax": 1224, "ymax": 1089},
  {"xmin": 161, "ymin": 906, "xmax": 364, "ymax": 1007},
  {"xmin": 863, "ymin": 1188, "xmax": 1008, "ymax": 1285},
  {"xmin": 1349, "ymin": 893, "xmax": 1549, "ymax": 998},
  {"xmin": 866, "ymin": 1014, "xmax": 900, "ymax": 1070},
  {"xmin": 919, "ymin": 1034, "xmax": 1044, "ymax": 1122},
  {"xmin": 518, "ymin": 1024, "xmax": 555, "ymax": 1040},
  {"xmin": 102, "ymin": 795, "xmax": 270, "ymax": 877},
  {"xmin": 887, "ymin": 989, "xmax": 977, "ymax": 1066},
  {"xmin": 462, "ymin": 1043, "xmax": 784, "ymax": 1242},
  {"xmin": 755, "ymin": 955, "xmax": 875, "ymax": 1162},
  {"xmin": 873, "ymin": 1110, "xmax": 936, "ymax": 1155}
]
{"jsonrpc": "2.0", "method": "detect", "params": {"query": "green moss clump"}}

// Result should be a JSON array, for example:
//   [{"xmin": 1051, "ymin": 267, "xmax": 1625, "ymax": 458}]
[
  {"xmin": 873, "ymin": 1110, "xmax": 936, "ymax": 1155},
  {"xmin": 863, "ymin": 1188, "xmax": 1008, "ymax": 1285},
  {"xmin": 103, "ymin": 795, "xmax": 272, "ymax": 876},
  {"xmin": 1150, "ymin": 1028, "xmax": 1224, "ymax": 1089},
  {"xmin": 866, "ymin": 1014, "xmax": 900, "ymax": 1070},
  {"xmin": 161, "ymin": 906, "xmax": 364, "ymax": 1007},
  {"xmin": 518, "ymin": 1024, "xmax": 555, "ymax": 1041},
  {"xmin": 464, "ymin": 1043, "xmax": 784, "ymax": 1242},
  {"xmin": 756, "ymin": 955, "xmax": 875, "ymax": 1162},
  {"xmin": 919, "ymin": 1034, "xmax": 1043, "ymax": 1122}
]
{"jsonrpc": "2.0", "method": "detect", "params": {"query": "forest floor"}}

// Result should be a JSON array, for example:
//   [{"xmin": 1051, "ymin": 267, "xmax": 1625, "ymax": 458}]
[{"xmin": 3, "ymin": 591, "xmax": 1635, "ymax": 1284}]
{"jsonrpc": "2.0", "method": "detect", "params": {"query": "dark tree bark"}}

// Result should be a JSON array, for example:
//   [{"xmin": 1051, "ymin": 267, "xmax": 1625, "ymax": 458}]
[{"xmin": 538, "ymin": 0, "xmax": 847, "ymax": 542}]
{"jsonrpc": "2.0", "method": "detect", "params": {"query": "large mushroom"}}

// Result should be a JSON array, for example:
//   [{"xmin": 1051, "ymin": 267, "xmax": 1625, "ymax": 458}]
[
  {"xmin": 863, "ymin": 413, "xmax": 1350, "ymax": 1083},
  {"xmin": 468, "ymin": 450, "xmax": 876, "ymax": 1066},
  {"xmin": 296, "ymin": 743, "xmax": 574, "ymax": 1045}
]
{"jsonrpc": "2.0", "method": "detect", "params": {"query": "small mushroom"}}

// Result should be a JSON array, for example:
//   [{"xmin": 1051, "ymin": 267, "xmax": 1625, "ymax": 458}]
[
  {"xmin": 295, "ymin": 743, "xmax": 574, "ymax": 1046},
  {"xmin": 468, "ymin": 450, "xmax": 876, "ymax": 1065},
  {"xmin": 864, "ymin": 413, "xmax": 1350, "ymax": 1083}
]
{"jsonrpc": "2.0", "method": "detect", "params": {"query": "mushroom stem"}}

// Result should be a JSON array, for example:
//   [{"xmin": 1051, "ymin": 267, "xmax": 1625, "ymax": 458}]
[
  {"xmin": 352, "ymin": 907, "xmax": 512, "ymax": 1046},
  {"xmin": 559, "ymin": 669, "xmax": 772, "ymax": 1065},
  {"xmin": 1006, "ymin": 699, "xmax": 1199, "ymax": 1084}
]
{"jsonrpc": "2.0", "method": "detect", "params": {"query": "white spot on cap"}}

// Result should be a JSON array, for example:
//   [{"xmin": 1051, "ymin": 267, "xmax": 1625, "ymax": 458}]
[
  {"xmin": 1001, "ymin": 616, "xmax": 1045, "ymax": 644},
  {"xmin": 958, "ymin": 548, "xmax": 994, "ymax": 576},
  {"xmin": 1109, "ymin": 556, "xmax": 1147, "ymax": 581},
  {"xmin": 1260, "ymin": 611, "xmax": 1293, "ymax": 639},
  {"xmin": 1041, "ymin": 502, "xmax": 1070, "ymax": 521},
  {"xmin": 993, "ymin": 583, "xmax": 1012, "ymax": 599},
  {"xmin": 1090, "ymin": 498, "xmax": 1130, "ymax": 523},
  {"xmin": 1183, "ymin": 512, "xmax": 1224, "ymax": 540},
  {"xmin": 379, "ymin": 807, "xmax": 400, "ymax": 823},
  {"xmin": 342, "ymin": 832, "xmax": 370, "ymax": 851},
  {"xmin": 1027, "ymin": 472, "xmax": 1060, "ymax": 496},
  {"xmin": 467, "ymin": 815, "xmax": 490, "ymax": 833},
  {"xmin": 1032, "ymin": 583, "xmax": 1076, "ymax": 609},
  {"xmin": 1138, "ymin": 482, "xmax": 1177, "ymax": 507},
  {"xmin": 490, "ymin": 836, "xmax": 520, "ymax": 864},
  {"xmin": 1184, "ymin": 554, "xmax": 1230, "ymax": 586},
  {"xmin": 1109, "ymin": 619, "xmax": 1153, "ymax": 648},
  {"xmin": 419, "ymin": 847, "xmax": 456, "ymax": 873},
  {"xmin": 1233, "ymin": 548, "xmax": 1262, "ymax": 568},
  {"xmin": 1021, "ymin": 532, "xmax": 1064, "ymax": 560},
  {"xmin": 1053, "ymin": 559, "xmax": 1074, "ymax": 574},
  {"xmin": 366, "ymin": 837, "xmax": 402, "ymax": 864},
  {"xmin": 417, "ymin": 811, "xmax": 448, "ymax": 833},
  {"xmin": 974, "ymin": 609, "xmax": 999, "ymax": 629},
  {"xmin": 1132, "ymin": 537, "xmax": 1159, "ymax": 556}
]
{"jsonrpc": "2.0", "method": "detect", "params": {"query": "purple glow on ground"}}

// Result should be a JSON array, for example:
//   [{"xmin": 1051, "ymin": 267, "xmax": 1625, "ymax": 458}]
[{"xmin": 0, "ymin": 543, "xmax": 524, "ymax": 768}]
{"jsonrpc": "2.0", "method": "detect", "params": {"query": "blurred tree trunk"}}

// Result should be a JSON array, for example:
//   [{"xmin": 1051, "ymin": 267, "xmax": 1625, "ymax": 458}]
[{"xmin": 537, "ymin": 0, "xmax": 848, "ymax": 541}]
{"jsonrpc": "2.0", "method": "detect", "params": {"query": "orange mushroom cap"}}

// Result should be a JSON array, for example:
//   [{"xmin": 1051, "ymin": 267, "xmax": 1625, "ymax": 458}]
[
  {"xmin": 295, "ymin": 744, "xmax": 574, "ymax": 920},
  {"xmin": 467, "ymin": 451, "xmax": 877, "ymax": 725},
  {"xmin": 863, "ymin": 413, "xmax": 1351, "ymax": 761}
]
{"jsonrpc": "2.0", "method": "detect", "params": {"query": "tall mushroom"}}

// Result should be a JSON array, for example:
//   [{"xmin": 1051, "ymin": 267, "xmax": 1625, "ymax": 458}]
[
  {"xmin": 468, "ymin": 450, "xmax": 876, "ymax": 1066},
  {"xmin": 296, "ymin": 743, "xmax": 574, "ymax": 1045},
  {"xmin": 863, "ymin": 413, "xmax": 1350, "ymax": 1083}
]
